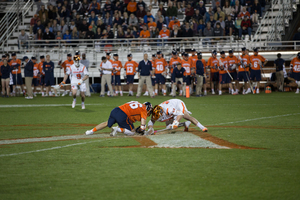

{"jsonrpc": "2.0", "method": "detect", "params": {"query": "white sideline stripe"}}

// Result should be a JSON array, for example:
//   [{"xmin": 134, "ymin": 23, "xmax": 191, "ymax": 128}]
[
  {"xmin": 0, "ymin": 104, "xmax": 103, "ymax": 108},
  {"xmin": 0, "ymin": 138, "xmax": 114, "ymax": 157},
  {"xmin": 0, "ymin": 134, "xmax": 109, "ymax": 145},
  {"xmin": 209, "ymin": 113, "xmax": 300, "ymax": 126}
]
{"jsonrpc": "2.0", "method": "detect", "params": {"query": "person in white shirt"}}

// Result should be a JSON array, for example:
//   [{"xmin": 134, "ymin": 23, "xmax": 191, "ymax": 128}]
[
  {"xmin": 99, "ymin": 56, "xmax": 114, "ymax": 97},
  {"xmin": 61, "ymin": 55, "xmax": 89, "ymax": 109},
  {"xmin": 146, "ymin": 99, "xmax": 208, "ymax": 135}
]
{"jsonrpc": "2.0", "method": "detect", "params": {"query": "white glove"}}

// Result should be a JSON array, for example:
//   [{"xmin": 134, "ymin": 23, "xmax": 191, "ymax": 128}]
[
  {"xmin": 171, "ymin": 121, "xmax": 179, "ymax": 129},
  {"xmin": 78, "ymin": 79, "xmax": 83, "ymax": 85},
  {"xmin": 145, "ymin": 127, "xmax": 154, "ymax": 135}
]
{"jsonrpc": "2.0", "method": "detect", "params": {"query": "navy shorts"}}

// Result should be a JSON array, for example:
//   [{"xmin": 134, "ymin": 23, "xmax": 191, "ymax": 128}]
[
  {"xmin": 237, "ymin": 71, "xmax": 249, "ymax": 82},
  {"xmin": 32, "ymin": 78, "xmax": 39, "ymax": 86},
  {"xmin": 250, "ymin": 70, "xmax": 261, "ymax": 81},
  {"xmin": 230, "ymin": 71, "xmax": 237, "ymax": 80},
  {"xmin": 112, "ymin": 75, "xmax": 121, "ymax": 85},
  {"xmin": 12, "ymin": 73, "xmax": 23, "ymax": 85},
  {"xmin": 151, "ymin": 77, "xmax": 156, "ymax": 86},
  {"xmin": 126, "ymin": 75, "xmax": 134, "ymax": 84},
  {"xmin": 65, "ymin": 76, "xmax": 70, "ymax": 84},
  {"xmin": 219, "ymin": 73, "xmax": 231, "ymax": 84},
  {"xmin": 183, "ymin": 75, "xmax": 191, "ymax": 85},
  {"xmin": 291, "ymin": 72, "xmax": 300, "ymax": 81},
  {"xmin": 107, "ymin": 107, "xmax": 134, "ymax": 130},
  {"xmin": 210, "ymin": 72, "xmax": 219, "ymax": 82},
  {"xmin": 155, "ymin": 74, "xmax": 166, "ymax": 84},
  {"xmin": 39, "ymin": 75, "xmax": 45, "ymax": 85},
  {"xmin": 44, "ymin": 75, "xmax": 54, "ymax": 86}
]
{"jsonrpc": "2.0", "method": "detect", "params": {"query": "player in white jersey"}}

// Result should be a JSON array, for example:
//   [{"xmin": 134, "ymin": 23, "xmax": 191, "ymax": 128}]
[
  {"xmin": 61, "ymin": 55, "xmax": 89, "ymax": 109},
  {"xmin": 146, "ymin": 99, "xmax": 208, "ymax": 135}
]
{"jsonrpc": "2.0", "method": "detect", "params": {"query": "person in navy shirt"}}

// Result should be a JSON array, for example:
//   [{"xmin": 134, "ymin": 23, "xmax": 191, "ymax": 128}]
[
  {"xmin": 195, "ymin": 52, "xmax": 205, "ymax": 97},
  {"xmin": 171, "ymin": 63, "xmax": 185, "ymax": 97},
  {"xmin": 136, "ymin": 53, "xmax": 154, "ymax": 98},
  {"xmin": 43, "ymin": 55, "xmax": 55, "ymax": 96},
  {"xmin": 274, "ymin": 53, "xmax": 285, "ymax": 92}
]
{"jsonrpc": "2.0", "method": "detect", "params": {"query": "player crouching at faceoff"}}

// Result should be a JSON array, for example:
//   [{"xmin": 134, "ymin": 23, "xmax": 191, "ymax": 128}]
[
  {"xmin": 145, "ymin": 99, "xmax": 208, "ymax": 135},
  {"xmin": 60, "ymin": 55, "xmax": 89, "ymax": 109},
  {"xmin": 85, "ymin": 101, "xmax": 153, "ymax": 136}
]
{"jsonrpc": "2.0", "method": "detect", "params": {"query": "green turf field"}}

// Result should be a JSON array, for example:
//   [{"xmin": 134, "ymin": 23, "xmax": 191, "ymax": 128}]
[{"xmin": 0, "ymin": 93, "xmax": 299, "ymax": 200}]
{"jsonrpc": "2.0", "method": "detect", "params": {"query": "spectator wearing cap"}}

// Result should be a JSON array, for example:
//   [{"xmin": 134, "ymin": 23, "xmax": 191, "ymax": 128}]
[
  {"xmin": 124, "ymin": 54, "xmax": 138, "ymax": 96},
  {"xmin": 195, "ymin": 52, "xmax": 205, "ymax": 97},
  {"xmin": 274, "ymin": 53, "xmax": 285, "ymax": 92},
  {"xmin": 168, "ymin": 17, "xmax": 180, "ymax": 30},
  {"xmin": 136, "ymin": 53, "xmax": 154, "ymax": 98},
  {"xmin": 110, "ymin": 53, "xmax": 123, "ymax": 96},
  {"xmin": 166, "ymin": 2, "xmax": 178, "ymax": 27},
  {"xmin": 23, "ymin": 56, "xmax": 35, "ymax": 99},
  {"xmin": 99, "ymin": 56, "xmax": 114, "ymax": 97},
  {"xmin": 9, "ymin": 53, "xmax": 25, "ymax": 96},
  {"xmin": 158, "ymin": 24, "xmax": 170, "ymax": 43},
  {"xmin": 136, "ymin": 4, "xmax": 147, "ymax": 19},
  {"xmin": 225, "ymin": 15, "xmax": 235, "ymax": 36},
  {"xmin": 239, "ymin": 15, "xmax": 252, "ymax": 40},
  {"xmin": 88, "ymin": 0, "xmax": 101, "ymax": 14},
  {"xmin": 127, "ymin": 0, "xmax": 137, "ymax": 15},
  {"xmin": 1, "ymin": 56, "xmax": 11, "ymax": 97}
]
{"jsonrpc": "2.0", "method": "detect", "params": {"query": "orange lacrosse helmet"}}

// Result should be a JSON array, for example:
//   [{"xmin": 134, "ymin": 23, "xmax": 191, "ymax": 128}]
[
  {"xmin": 151, "ymin": 105, "xmax": 163, "ymax": 121},
  {"xmin": 73, "ymin": 55, "xmax": 80, "ymax": 61}
]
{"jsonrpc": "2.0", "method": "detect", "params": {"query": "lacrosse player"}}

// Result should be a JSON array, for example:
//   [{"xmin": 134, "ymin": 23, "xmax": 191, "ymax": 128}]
[
  {"xmin": 85, "ymin": 101, "xmax": 153, "ymax": 136},
  {"xmin": 237, "ymin": 47, "xmax": 252, "ymax": 94},
  {"xmin": 226, "ymin": 49, "xmax": 239, "ymax": 94},
  {"xmin": 60, "ymin": 55, "xmax": 89, "ymax": 109},
  {"xmin": 146, "ymin": 99, "xmax": 208, "ymax": 135},
  {"xmin": 207, "ymin": 50, "xmax": 221, "ymax": 94},
  {"xmin": 290, "ymin": 52, "xmax": 300, "ymax": 94},
  {"xmin": 218, "ymin": 51, "xmax": 236, "ymax": 95},
  {"xmin": 154, "ymin": 51, "xmax": 168, "ymax": 96}
]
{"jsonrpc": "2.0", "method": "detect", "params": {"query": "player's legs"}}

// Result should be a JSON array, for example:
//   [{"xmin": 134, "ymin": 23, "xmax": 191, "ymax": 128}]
[{"xmin": 183, "ymin": 111, "xmax": 207, "ymax": 132}]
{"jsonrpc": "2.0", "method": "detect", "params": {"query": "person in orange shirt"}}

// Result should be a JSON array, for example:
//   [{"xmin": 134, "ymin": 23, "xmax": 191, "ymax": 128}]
[
  {"xmin": 124, "ymin": 54, "xmax": 138, "ymax": 96},
  {"xmin": 168, "ymin": 17, "xmax": 181, "ymax": 30},
  {"xmin": 218, "ymin": 51, "xmax": 235, "ymax": 95},
  {"xmin": 290, "ymin": 52, "xmax": 300, "ymax": 93},
  {"xmin": 127, "ymin": 0, "xmax": 137, "ymax": 15},
  {"xmin": 249, "ymin": 48, "xmax": 268, "ymax": 94},
  {"xmin": 226, "ymin": 49, "xmax": 240, "ymax": 94},
  {"xmin": 85, "ymin": 101, "xmax": 153, "ymax": 136},
  {"xmin": 237, "ymin": 47, "xmax": 252, "ymax": 94},
  {"xmin": 154, "ymin": 51, "xmax": 168, "ymax": 96},
  {"xmin": 59, "ymin": 53, "xmax": 74, "ymax": 96},
  {"xmin": 147, "ymin": 17, "xmax": 157, "ymax": 29},
  {"xmin": 111, "ymin": 53, "xmax": 123, "ymax": 96},
  {"xmin": 181, "ymin": 52, "xmax": 193, "ymax": 97},
  {"xmin": 207, "ymin": 50, "xmax": 221, "ymax": 94},
  {"xmin": 139, "ymin": 24, "xmax": 150, "ymax": 39},
  {"xmin": 32, "ymin": 58, "xmax": 40, "ymax": 97},
  {"xmin": 158, "ymin": 24, "xmax": 170, "ymax": 46},
  {"xmin": 9, "ymin": 52, "xmax": 25, "ymax": 96}
]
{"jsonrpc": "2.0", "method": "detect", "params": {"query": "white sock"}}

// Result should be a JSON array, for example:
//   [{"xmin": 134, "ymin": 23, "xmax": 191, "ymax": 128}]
[
  {"xmin": 115, "ymin": 91, "xmax": 119, "ymax": 94},
  {"xmin": 107, "ymin": 91, "xmax": 110, "ymax": 95},
  {"xmin": 120, "ymin": 91, "xmax": 123, "ymax": 94},
  {"xmin": 73, "ymin": 98, "xmax": 76, "ymax": 101},
  {"xmin": 117, "ymin": 128, "xmax": 122, "ymax": 132},
  {"xmin": 49, "ymin": 91, "xmax": 52, "ymax": 95},
  {"xmin": 155, "ymin": 89, "xmax": 158, "ymax": 93},
  {"xmin": 235, "ymin": 89, "xmax": 239, "ymax": 93},
  {"xmin": 81, "ymin": 102, "xmax": 84, "ymax": 104},
  {"xmin": 197, "ymin": 122, "xmax": 205, "ymax": 130},
  {"xmin": 124, "ymin": 129, "xmax": 135, "ymax": 136},
  {"xmin": 180, "ymin": 90, "xmax": 182, "ymax": 94},
  {"xmin": 212, "ymin": 89, "xmax": 215, "ymax": 92}
]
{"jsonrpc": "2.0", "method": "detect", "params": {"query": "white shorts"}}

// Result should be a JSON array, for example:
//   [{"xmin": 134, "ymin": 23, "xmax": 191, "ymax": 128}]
[{"xmin": 71, "ymin": 83, "xmax": 86, "ymax": 92}]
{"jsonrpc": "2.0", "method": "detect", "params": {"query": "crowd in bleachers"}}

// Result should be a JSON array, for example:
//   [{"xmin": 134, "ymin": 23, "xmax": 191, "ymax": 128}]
[{"xmin": 18, "ymin": 0, "xmax": 268, "ymax": 49}]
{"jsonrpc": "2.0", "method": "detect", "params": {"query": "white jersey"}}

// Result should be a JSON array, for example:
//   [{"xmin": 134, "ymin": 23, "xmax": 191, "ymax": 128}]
[
  {"xmin": 66, "ymin": 63, "xmax": 89, "ymax": 85},
  {"xmin": 157, "ymin": 99, "xmax": 191, "ymax": 122}
]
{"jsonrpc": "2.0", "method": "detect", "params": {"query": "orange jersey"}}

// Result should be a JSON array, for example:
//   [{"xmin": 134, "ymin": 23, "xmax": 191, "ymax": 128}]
[
  {"xmin": 207, "ymin": 57, "xmax": 220, "ymax": 73},
  {"xmin": 159, "ymin": 29, "xmax": 170, "ymax": 38},
  {"xmin": 140, "ymin": 30, "xmax": 150, "ymax": 38},
  {"xmin": 154, "ymin": 58, "xmax": 167, "ymax": 74},
  {"xmin": 250, "ymin": 55, "xmax": 266, "ymax": 70},
  {"xmin": 219, "ymin": 57, "xmax": 229, "ymax": 75},
  {"xmin": 127, "ymin": 2, "xmax": 137, "ymax": 12},
  {"xmin": 9, "ymin": 59, "xmax": 21, "ymax": 74},
  {"xmin": 291, "ymin": 57, "xmax": 300, "ymax": 73},
  {"xmin": 181, "ymin": 59, "xmax": 192, "ymax": 76},
  {"xmin": 169, "ymin": 57, "xmax": 182, "ymax": 73},
  {"xmin": 189, "ymin": 55, "xmax": 198, "ymax": 69},
  {"xmin": 0, "ymin": 61, "xmax": 3, "ymax": 76},
  {"xmin": 38, "ymin": 61, "xmax": 45, "ymax": 75},
  {"xmin": 226, "ymin": 55, "xmax": 239, "ymax": 73},
  {"xmin": 168, "ymin": 20, "xmax": 181, "ymax": 30},
  {"xmin": 148, "ymin": 22, "xmax": 157, "ymax": 28},
  {"xmin": 119, "ymin": 101, "xmax": 148, "ymax": 123},
  {"xmin": 238, "ymin": 54, "xmax": 250, "ymax": 72},
  {"xmin": 61, "ymin": 59, "xmax": 74, "ymax": 74},
  {"xmin": 33, "ymin": 63, "xmax": 40, "ymax": 78},
  {"xmin": 111, "ymin": 60, "xmax": 123, "ymax": 75},
  {"xmin": 124, "ymin": 60, "xmax": 138, "ymax": 75}
]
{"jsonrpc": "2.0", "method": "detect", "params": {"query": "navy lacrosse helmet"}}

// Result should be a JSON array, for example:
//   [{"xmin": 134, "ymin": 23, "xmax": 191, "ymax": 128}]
[
  {"xmin": 220, "ymin": 51, "xmax": 225, "ymax": 55},
  {"xmin": 241, "ymin": 47, "xmax": 246, "ymax": 51},
  {"xmin": 297, "ymin": 52, "xmax": 300, "ymax": 59},
  {"xmin": 229, "ymin": 49, "xmax": 233, "ymax": 54},
  {"xmin": 172, "ymin": 50, "xmax": 177, "ymax": 55},
  {"xmin": 143, "ymin": 102, "xmax": 153, "ymax": 116},
  {"xmin": 212, "ymin": 50, "xmax": 217, "ymax": 55}
]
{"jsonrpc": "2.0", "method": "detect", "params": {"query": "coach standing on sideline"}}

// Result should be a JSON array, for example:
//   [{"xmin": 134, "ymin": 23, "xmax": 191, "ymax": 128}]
[
  {"xmin": 99, "ymin": 56, "xmax": 114, "ymax": 97},
  {"xmin": 23, "ymin": 56, "xmax": 35, "ymax": 99},
  {"xmin": 80, "ymin": 53, "xmax": 90, "ymax": 96},
  {"xmin": 195, "ymin": 53, "xmax": 205, "ymax": 97},
  {"xmin": 274, "ymin": 53, "xmax": 285, "ymax": 92},
  {"xmin": 136, "ymin": 53, "xmax": 154, "ymax": 98}
]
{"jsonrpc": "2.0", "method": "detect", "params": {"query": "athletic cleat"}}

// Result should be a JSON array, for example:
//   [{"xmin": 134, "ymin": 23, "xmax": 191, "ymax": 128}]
[
  {"xmin": 295, "ymin": 89, "xmax": 299, "ymax": 94},
  {"xmin": 184, "ymin": 121, "xmax": 191, "ymax": 132},
  {"xmin": 256, "ymin": 89, "xmax": 260, "ymax": 94},
  {"xmin": 212, "ymin": 91, "xmax": 215, "ymax": 95},
  {"xmin": 72, "ymin": 100, "xmax": 76, "ymax": 108},
  {"xmin": 81, "ymin": 104, "xmax": 85, "ymax": 109},
  {"xmin": 110, "ymin": 126, "xmax": 118, "ymax": 137},
  {"xmin": 232, "ymin": 92, "xmax": 238, "ymax": 95},
  {"xmin": 85, "ymin": 130, "xmax": 94, "ymax": 135},
  {"xmin": 143, "ymin": 92, "xmax": 149, "ymax": 96},
  {"xmin": 62, "ymin": 91, "xmax": 67, "ymax": 96},
  {"xmin": 202, "ymin": 127, "xmax": 208, "ymax": 132}
]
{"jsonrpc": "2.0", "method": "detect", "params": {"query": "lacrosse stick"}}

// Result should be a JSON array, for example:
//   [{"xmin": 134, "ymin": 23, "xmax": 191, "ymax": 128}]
[
  {"xmin": 153, "ymin": 122, "xmax": 186, "ymax": 135},
  {"xmin": 51, "ymin": 84, "xmax": 71, "ymax": 90},
  {"xmin": 240, "ymin": 58, "xmax": 254, "ymax": 94}
]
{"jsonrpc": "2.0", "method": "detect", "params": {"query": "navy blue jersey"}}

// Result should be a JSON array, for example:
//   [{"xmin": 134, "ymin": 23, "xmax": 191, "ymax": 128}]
[
  {"xmin": 172, "ymin": 67, "xmax": 185, "ymax": 80},
  {"xmin": 196, "ymin": 60, "xmax": 204, "ymax": 75},
  {"xmin": 274, "ymin": 58, "xmax": 285, "ymax": 72},
  {"xmin": 138, "ymin": 60, "xmax": 152, "ymax": 76},
  {"xmin": 43, "ymin": 61, "xmax": 54, "ymax": 76}
]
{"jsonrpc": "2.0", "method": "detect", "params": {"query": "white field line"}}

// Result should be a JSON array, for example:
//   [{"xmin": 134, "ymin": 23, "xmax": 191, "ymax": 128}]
[
  {"xmin": 0, "ymin": 104, "xmax": 104, "ymax": 108},
  {"xmin": 0, "ymin": 138, "xmax": 114, "ymax": 157},
  {"xmin": 208, "ymin": 113, "xmax": 300, "ymax": 126}
]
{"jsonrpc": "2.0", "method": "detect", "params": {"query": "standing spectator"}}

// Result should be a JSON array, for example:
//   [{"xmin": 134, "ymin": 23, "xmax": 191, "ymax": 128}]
[
  {"xmin": 136, "ymin": 5, "xmax": 147, "ymax": 19},
  {"xmin": 30, "ymin": 14, "xmax": 40, "ymax": 35},
  {"xmin": 23, "ymin": 56, "xmax": 35, "ymax": 99},
  {"xmin": 1, "ymin": 58, "xmax": 11, "ymax": 97},
  {"xmin": 43, "ymin": 55, "xmax": 55, "ymax": 96},
  {"xmin": 89, "ymin": 0, "xmax": 101, "ymax": 14},
  {"xmin": 10, "ymin": 53, "xmax": 25, "ymax": 96},
  {"xmin": 18, "ymin": 30, "xmax": 29, "ymax": 50},
  {"xmin": 185, "ymin": 4, "xmax": 195, "ymax": 22},
  {"xmin": 239, "ymin": 15, "xmax": 252, "ymax": 40},
  {"xmin": 290, "ymin": 52, "xmax": 300, "ymax": 93},
  {"xmin": 225, "ymin": 15, "xmax": 235, "ymax": 36},
  {"xmin": 80, "ymin": 53, "xmax": 91, "ymax": 97},
  {"xmin": 168, "ymin": 17, "xmax": 180, "ymax": 30},
  {"xmin": 274, "ymin": 53, "xmax": 285, "ymax": 92},
  {"xmin": 124, "ymin": 54, "xmax": 138, "ymax": 96},
  {"xmin": 153, "ymin": 51, "xmax": 168, "ymax": 96},
  {"xmin": 136, "ymin": 53, "xmax": 154, "ymax": 98},
  {"xmin": 165, "ymin": 1, "xmax": 178, "ymax": 26},
  {"xmin": 127, "ymin": 0, "xmax": 137, "ymax": 15},
  {"xmin": 195, "ymin": 52, "xmax": 205, "ymax": 97},
  {"xmin": 137, "ymin": 0, "xmax": 146, "ymax": 10},
  {"xmin": 99, "ymin": 56, "xmax": 114, "ymax": 97}
]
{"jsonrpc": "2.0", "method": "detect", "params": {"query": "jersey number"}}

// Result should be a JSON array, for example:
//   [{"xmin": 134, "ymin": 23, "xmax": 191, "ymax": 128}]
[
  {"xmin": 156, "ymin": 64, "xmax": 164, "ymax": 71},
  {"xmin": 129, "ymin": 101, "xmax": 143, "ymax": 109},
  {"xmin": 293, "ymin": 65, "xmax": 300, "ymax": 72},
  {"xmin": 127, "ymin": 66, "xmax": 133, "ymax": 73},
  {"xmin": 76, "ymin": 74, "xmax": 81, "ymax": 79},
  {"xmin": 253, "ymin": 62, "xmax": 259, "ymax": 68}
]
